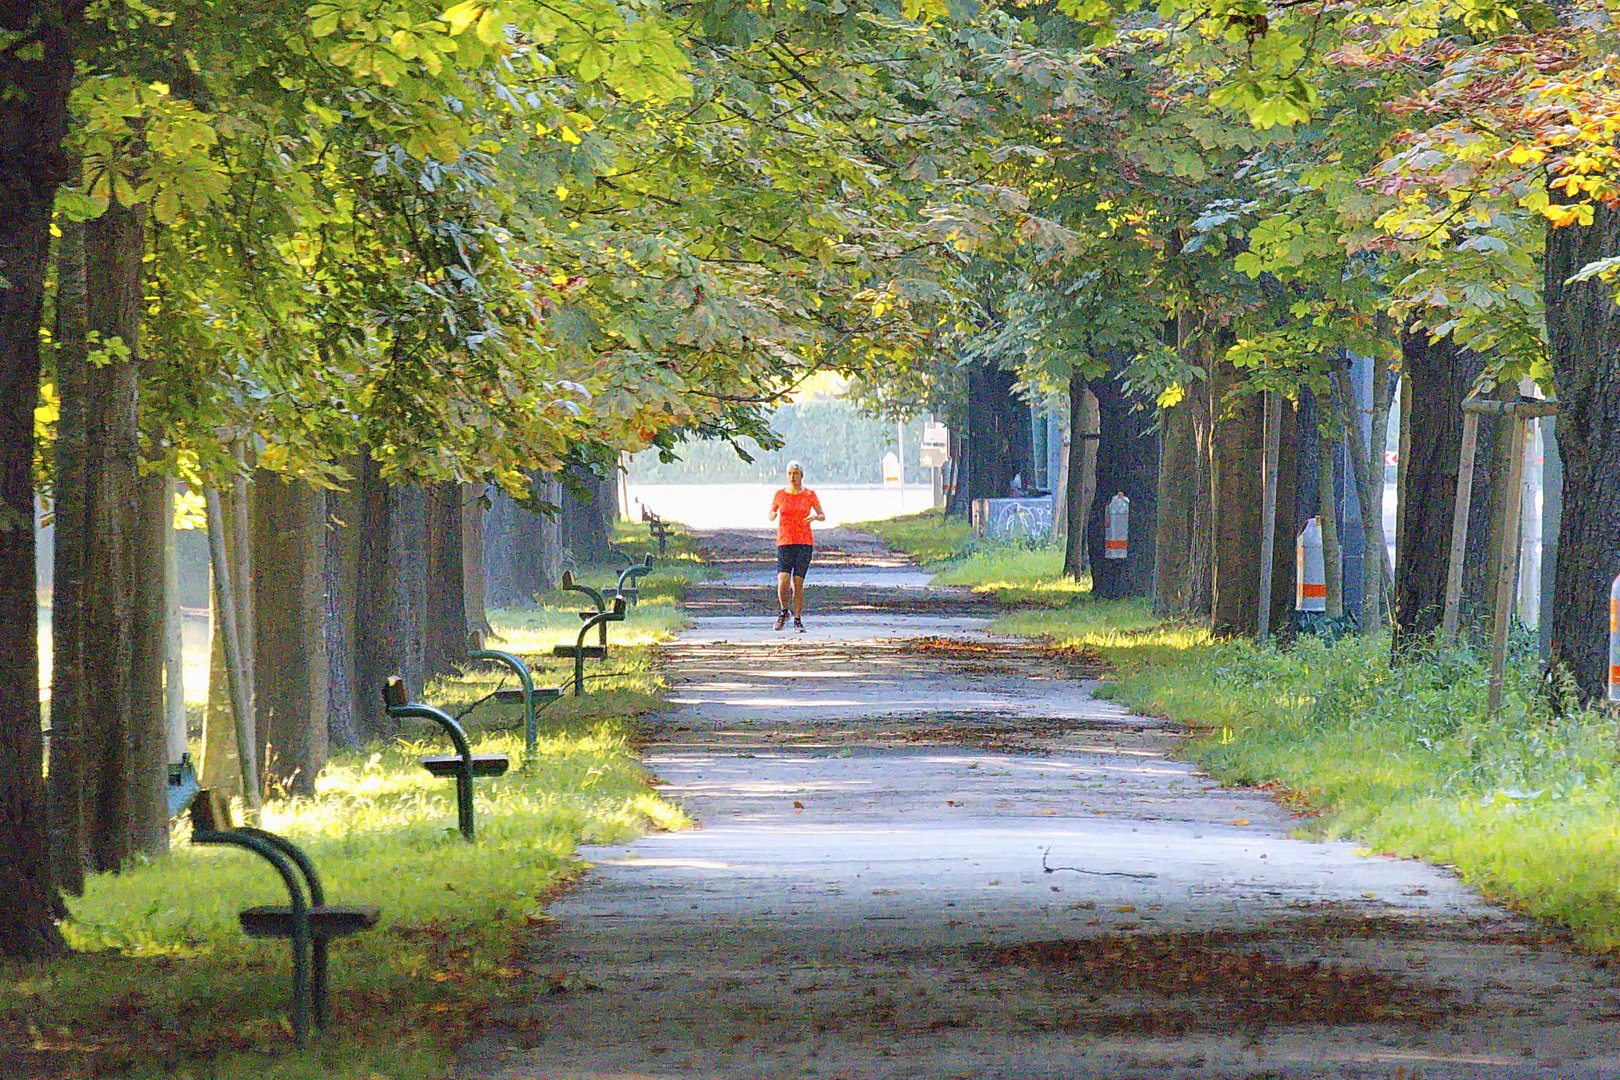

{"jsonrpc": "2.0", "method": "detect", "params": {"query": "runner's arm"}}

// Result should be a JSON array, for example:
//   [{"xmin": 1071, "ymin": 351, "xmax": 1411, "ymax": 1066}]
[{"xmin": 810, "ymin": 493, "xmax": 826, "ymax": 522}]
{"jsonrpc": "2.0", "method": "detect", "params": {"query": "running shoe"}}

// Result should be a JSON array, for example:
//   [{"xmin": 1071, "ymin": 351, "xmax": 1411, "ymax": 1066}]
[
  {"xmin": 774, "ymin": 609, "xmax": 789, "ymax": 631},
  {"xmin": 794, "ymin": 617, "xmax": 805, "ymax": 633}
]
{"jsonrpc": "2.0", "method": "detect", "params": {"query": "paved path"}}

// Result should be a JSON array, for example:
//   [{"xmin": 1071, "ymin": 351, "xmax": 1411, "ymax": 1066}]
[{"xmin": 461, "ymin": 529, "xmax": 1620, "ymax": 1079}]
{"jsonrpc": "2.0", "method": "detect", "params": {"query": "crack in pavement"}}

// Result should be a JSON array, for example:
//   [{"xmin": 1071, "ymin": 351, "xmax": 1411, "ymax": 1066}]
[{"xmin": 456, "ymin": 529, "xmax": 1620, "ymax": 1079}]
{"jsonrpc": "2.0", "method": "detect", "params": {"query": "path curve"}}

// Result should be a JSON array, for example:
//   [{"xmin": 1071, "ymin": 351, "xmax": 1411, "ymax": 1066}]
[{"xmin": 460, "ymin": 528, "xmax": 1620, "ymax": 1079}]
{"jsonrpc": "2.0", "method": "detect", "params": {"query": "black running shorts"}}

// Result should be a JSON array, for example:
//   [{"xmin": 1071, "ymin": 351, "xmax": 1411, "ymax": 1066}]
[{"xmin": 776, "ymin": 544, "xmax": 814, "ymax": 578}]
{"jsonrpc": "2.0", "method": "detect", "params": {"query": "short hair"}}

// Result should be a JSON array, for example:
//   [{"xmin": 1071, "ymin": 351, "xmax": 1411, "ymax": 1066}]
[{"xmin": 787, "ymin": 460, "xmax": 804, "ymax": 473}]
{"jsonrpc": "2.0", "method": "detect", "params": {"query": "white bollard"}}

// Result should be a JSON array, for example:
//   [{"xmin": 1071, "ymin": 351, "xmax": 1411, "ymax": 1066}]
[
  {"xmin": 1104, "ymin": 494, "xmax": 1129, "ymax": 560},
  {"xmin": 1296, "ymin": 517, "xmax": 1327, "ymax": 613},
  {"xmin": 1610, "ymin": 572, "xmax": 1620, "ymax": 704}
]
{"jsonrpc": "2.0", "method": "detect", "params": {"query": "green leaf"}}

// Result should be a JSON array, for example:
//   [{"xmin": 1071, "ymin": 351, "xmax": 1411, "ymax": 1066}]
[{"xmin": 442, "ymin": 1, "xmax": 483, "ymax": 35}]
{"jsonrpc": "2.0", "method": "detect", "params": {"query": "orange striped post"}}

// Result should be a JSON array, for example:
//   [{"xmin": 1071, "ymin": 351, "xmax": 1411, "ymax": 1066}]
[
  {"xmin": 1295, "ymin": 517, "xmax": 1327, "ymax": 613},
  {"xmin": 1609, "ymin": 572, "xmax": 1620, "ymax": 704},
  {"xmin": 1104, "ymin": 494, "xmax": 1129, "ymax": 560}
]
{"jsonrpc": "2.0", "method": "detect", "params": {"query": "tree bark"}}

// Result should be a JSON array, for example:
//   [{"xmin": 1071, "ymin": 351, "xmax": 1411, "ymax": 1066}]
[
  {"xmin": 559, "ymin": 464, "xmax": 612, "ymax": 566},
  {"xmin": 422, "ymin": 480, "xmax": 468, "ymax": 682},
  {"xmin": 1087, "ymin": 373, "xmax": 1159, "ymax": 600},
  {"xmin": 250, "ymin": 473, "xmax": 328, "ymax": 796},
  {"xmin": 1152, "ymin": 397, "xmax": 1196, "ymax": 614},
  {"xmin": 48, "ymin": 219, "xmax": 89, "ymax": 897},
  {"xmin": 1266, "ymin": 399, "xmax": 1300, "ymax": 633},
  {"xmin": 80, "ymin": 200, "xmax": 148, "ymax": 872},
  {"xmin": 1391, "ymin": 332, "xmax": 1486, "ymax": 651},
  {"xmin": 324, "ymin": 465, "xmax": 363, "ymax": 750},
  {"xmin": 1061, "ymin": 374, "xmax": 1096, "ymax": 581},
  {"xmin": 461, "ymin": 482, "xmax": 493, "ymax": 639},
  {"xmin": 1, "ymin": 0, "xmax": 76, "ymax": 957},
  {"xmin": 1209, "ymin": 358, "xmax": 1265, "ymax": 636},
  {"xmin": 962, "ymin": 360, "xmax": 1031, "ymax": 503},
  {"xmin": 1544, "ymin": 204, "xmax": 1620, "ymax": 701},
  {"xmin": 200, "ymin": 480, "xmax": 255, "ymax": 799}
]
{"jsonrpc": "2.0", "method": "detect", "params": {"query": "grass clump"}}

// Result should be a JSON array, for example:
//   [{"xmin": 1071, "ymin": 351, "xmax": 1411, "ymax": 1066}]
[
  {"xmin": 858, "ymin": 508, "xmax": 972, "ymax": 564},
  {"xmin": 860, "ymin": 509, "xmax": 1086, "ymax": 605},
  {"xmin": 3, "ymin": 564, "xmax": 693, "ymax": 1079}
]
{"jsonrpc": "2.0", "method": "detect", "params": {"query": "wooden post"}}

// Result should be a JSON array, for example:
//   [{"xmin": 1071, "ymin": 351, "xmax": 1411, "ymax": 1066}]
[
  {"xmin": 1487, "ymin": 415, "xmax": 1528, "ymax": 716},
  {"xmin": 204, "ymin": 488, "xmax": 262, "ymax": 812},
  {"xmin": 1440, "ymin": 410, "xmax": 1481, "ymax": 646},
  {"xmin": 1257, "ymin": 391, "xmax": 1283, "ymax": 642}
]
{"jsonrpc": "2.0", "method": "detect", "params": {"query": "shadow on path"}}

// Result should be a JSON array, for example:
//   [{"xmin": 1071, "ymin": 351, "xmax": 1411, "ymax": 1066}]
[{"xmin": 457, "ymin": 528, "xmax": 1620, "ymax": 1080}]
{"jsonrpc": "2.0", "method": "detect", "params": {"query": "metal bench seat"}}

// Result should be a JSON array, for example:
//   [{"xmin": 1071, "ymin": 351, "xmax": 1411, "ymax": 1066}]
[
  {"xmin": 552, "ymin": 644, "xmax": 607, "ymax": 660},
  {"xmin": 418, "ymin": 753, "xmax": 510, "ymax": 778},
  {"xmin": 240, "ymin": 904, "xmax": 381, "ymax": 940},
  {"xmin": 493, "ymin": 686, "xmax": 561, "ymax": 705}
]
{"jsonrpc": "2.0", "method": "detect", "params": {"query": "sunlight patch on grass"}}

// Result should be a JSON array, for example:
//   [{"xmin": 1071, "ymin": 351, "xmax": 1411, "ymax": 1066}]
[{"xmin": 10, "ymin": 562, "xmax": 698, "ymax": 1078}]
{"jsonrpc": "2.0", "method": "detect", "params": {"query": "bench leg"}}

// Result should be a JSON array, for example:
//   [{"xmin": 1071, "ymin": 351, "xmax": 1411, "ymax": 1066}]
[
  {"xmin": 313, "ymin": 937, "xmax": 331, "ymax": 1030},
  {"xmin": 291, "ymin": 926, "xmax": 313, "ymax": 1045},
  {"xmin": 456, "ymin": 767, "xmax": 476, "ymax": 841},
  {"xmin": 574, "ymin": 650, "xmax": 586, "ymax": 697}
]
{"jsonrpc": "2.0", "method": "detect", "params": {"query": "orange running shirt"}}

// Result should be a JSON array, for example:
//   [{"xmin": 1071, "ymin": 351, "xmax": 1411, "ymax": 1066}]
[{"xmin": 772, "ymin": 488, "xmax": 822, "ymax": 547}]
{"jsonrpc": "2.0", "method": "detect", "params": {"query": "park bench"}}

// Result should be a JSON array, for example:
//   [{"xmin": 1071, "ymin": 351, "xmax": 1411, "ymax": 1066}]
[
  {"xmin": 552, "ymin": 591, "xmax": 627, "ymax": 696},
  {"xmin": 188, "ymin": 788, "xmax": 380, "ymax": 1045},
  {"xmin": 384, "ymin": 676, "xmax": 509, "ymax": 841},
  {"xmin": 607, "ymin": 549, "xmax": 656, "ymax": 606},
  {"xmin": 640, "ymin": 503, "xmax": 674, "ymax": 554},
  {"xmin": 467, "ymin": 644, "xmax": 563, "ymax": 760}
]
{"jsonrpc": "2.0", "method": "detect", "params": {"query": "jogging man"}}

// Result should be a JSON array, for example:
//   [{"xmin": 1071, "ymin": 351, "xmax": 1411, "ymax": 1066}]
[{"xmin": 768, "ymin": 460, "xmax": 825, "ymax": 632}]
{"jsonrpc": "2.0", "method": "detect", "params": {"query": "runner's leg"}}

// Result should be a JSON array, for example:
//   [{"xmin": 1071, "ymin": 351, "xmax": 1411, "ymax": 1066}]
[
  {"xmin": 791, "ymin": 575, "xmax": 806, "ymax": 618},
  {"xmin": 776, "ymin": 570, "xmax": 792, "ymax": 612}
]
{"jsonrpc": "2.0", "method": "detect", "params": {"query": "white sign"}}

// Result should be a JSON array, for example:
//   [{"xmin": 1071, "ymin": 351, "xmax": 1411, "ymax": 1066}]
[{"xmin": 919, "ymin": 422, "xmax": 950, "ymax": 468}]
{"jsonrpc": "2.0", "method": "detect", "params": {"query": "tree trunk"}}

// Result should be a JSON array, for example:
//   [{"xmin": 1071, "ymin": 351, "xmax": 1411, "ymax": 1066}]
[
  {"xmin": 963, "ymin": 360, "xmax": 1031, "ymax": 503},
  {"xmin": 1333, "ymin": 364, "xmax": 1392, "ymax": 633},
  {"xmin": 1392, "ymin": 332, "xmax": 1485, "ymax": 650},
  {"xmin": 1061, "ymin": 374, "xmax": 1096, "ymax": 581},
  {"xmin": 1318, "ymin": 424, "xmax": 1345, "ymax": 619},
  {"xmin": 391, "ymin": 484, "xmax": 428, "ymax": 691},
  {"xmin": 128, "ymin": 468, "xmax": 168, "ymax": 857},
  {"xmin": 559, "ymin": 464, "xmax": 612, "ymax": 566},
  {"xmin": 461, "ymin": 482, "xmax": 493, "ymax": 638},
  {"xmin": 200, "ymin": 480, "xmax": 255, "ymax": 799},
  {"xmin": 80, "ymin": 201, "xmax": 147, "ymax": 872},
  {"xmin": 1544, "ymin": 204, "xmax": 1620, "ymax": 701},
  {"xmin": 1208, "ymin": 359, "xmax": 1265, "ymax": 636},
  {"xmin": 162, "ymin": 482, "xmax": 186, "ymax": 762},
  {"xmin": 203, "ymin": 487, "xmax": 261, "ymax": 812},
  {"xmin": 48, "ymin": 219, "xmax": 89, "ymax": 897},
  {"xmin": 422, "ymin": 480, "xmax": 467, "ymax": 682},
  {"xmin": 1087, "ymin": 373, "xmax": 1158, "ymax": 599},
  {"xmin": 483, "ymin": 474, "xmax": 562, "ymax": 605},
  {"xmin": 1, "ymin": 0, "xmax": 75, "ymax": 956},
  {"xmin": 250, "ymin": 473, "xmax": 328, "ymax": 796},
  {"xmin": 1153, "ymin": 398, "xmax": 1196, "ymax": 615},
  {"xmin": 1266, "ymin": 399, "xmax": 1301, "ymax": 633},
  {"xmin": 325, "ymin": 465, "xmax": 364, "ymax": 750}
]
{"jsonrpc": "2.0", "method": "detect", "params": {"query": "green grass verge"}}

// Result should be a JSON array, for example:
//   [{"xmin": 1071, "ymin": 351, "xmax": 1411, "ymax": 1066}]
[
  {"xmin": 4, "ymin": 563, "xmax": 693, "ymax": 1079},
  {"xmin": 858, "ymin": 509, "xmax": 1087, "ymax": 605},
  {"xmin": 875, "ymin": 520, "xmax": 1620, "ymax": 954}
]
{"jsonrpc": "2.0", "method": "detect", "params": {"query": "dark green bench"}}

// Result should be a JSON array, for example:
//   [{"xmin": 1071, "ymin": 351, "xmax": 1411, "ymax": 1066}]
[
  {"xmin": 552, "ymin": 593, "xmax": 626, "ymax": 696},
  {"xmin": 383, "ymin": 677, "xmax": 508, "ymax": 841},
  {"xmin": 189, "ymin": 789, "xmax": 380, "ymax": 1045},
  {"xmin": 640, "ymin": 504, "xmax": 673, "ymax": 554},
  {"xmin": 468, "ymin": 645, "xmax": 563, "ymax": 760}
]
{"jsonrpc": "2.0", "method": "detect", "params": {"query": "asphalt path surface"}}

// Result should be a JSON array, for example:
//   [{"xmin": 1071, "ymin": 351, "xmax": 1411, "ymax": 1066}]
[{"xmin": 459, "ymin": 528, "xmax": 1620, "ymax": 1079}]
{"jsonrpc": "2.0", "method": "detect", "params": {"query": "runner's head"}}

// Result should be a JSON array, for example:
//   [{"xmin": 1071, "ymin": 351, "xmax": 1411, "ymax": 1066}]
[{"xmin": 786, "ymin": 460, "xmax": 804, "ymax": 489}]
